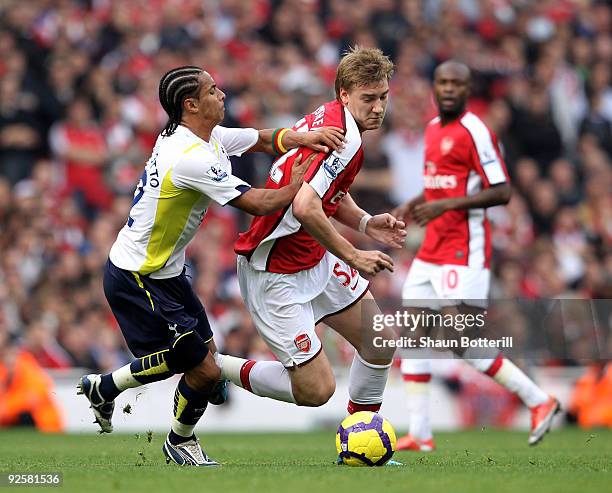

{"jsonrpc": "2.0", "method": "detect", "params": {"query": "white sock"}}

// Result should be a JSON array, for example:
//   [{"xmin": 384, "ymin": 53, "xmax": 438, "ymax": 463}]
[
  {"xmin": 464, "ymin": 356, "xmax": 497, "ymax": 373},
  {"xmin": 400, "ymin": 351, "xmax": 432, "ymax": 375},
  {"xmin": 464, "ymin": 352, "xmax": 548, "ymax": 407},
  {"xmin": 400, "ymin": 356, "xmax": 432, "ymax": 441},
  {"xmin": 218, "ymin": 354, "xmax": 295, "ymax": 404},
  {"xmin": 111, "ymin": 364, "xmax": 141, "ymax": 391},
  {"xmin": 490, "ymin": 358, "xmax": 548, "ymax": 408},
  {"xmin": 217, "ymin": 353, "xmax": 243, "ymax": 382},
  {"xmin": 171, "ymin": 420, "xmax": 195, "ymax": 438},
  {"xmin": 405, "ymin": 380, "xmax": 432, "ymax": 440},
  {"xmin": 347, "ymin": 353, "xmax": 391, "ymax": 411}
]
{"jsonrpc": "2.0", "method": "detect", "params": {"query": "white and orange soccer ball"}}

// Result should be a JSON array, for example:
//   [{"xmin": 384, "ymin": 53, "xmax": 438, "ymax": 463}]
[{"xmin": 336, "ymin": 411, "xmax": 397, "ymax": 466}]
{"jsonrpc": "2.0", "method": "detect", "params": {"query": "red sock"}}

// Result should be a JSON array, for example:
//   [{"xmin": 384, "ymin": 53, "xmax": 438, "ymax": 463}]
[
  {"xmin": 347, "ymin": 400, "xmax": 381, "ymax": 414},
  {"xmin": 402, "ymin": 373, "xmax": 432, "ymax": 383},
  {"xmin": 239, "ymin": 360, "xmax": 257, "ymax": 392},
  {"xmin": 484, "ymin": 353, "xmax": 504, "ymax": 377}
]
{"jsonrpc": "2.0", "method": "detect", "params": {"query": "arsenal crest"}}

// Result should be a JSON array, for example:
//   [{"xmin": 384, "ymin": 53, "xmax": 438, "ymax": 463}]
[
  {"xmin": 440, "ymin": 136, "xmax": 454, "ymax": 155},
  {"xmin": 294, "ymin": 333, "xmax": 312, "ymax": 353}
]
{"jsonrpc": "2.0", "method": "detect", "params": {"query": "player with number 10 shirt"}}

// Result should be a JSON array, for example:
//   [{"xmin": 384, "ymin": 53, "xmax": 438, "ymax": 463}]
[{"xmin": 393, "ymin": 61, "xmax": 560, "ymax": 453}]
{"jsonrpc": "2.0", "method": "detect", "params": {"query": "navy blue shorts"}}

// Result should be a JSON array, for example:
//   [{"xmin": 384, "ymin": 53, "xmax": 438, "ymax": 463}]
[{"xmin": 103, "ymin": 259, "xmax": 213, "ymax": 358}]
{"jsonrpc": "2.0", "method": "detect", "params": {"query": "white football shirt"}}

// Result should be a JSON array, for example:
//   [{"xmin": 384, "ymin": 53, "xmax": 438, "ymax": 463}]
[{"xmin": 109, "ymin": 124, "xmax": 258, "ymax": 279}]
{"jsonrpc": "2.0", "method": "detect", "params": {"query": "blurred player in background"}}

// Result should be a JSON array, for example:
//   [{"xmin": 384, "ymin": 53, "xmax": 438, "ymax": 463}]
[
  {"xmin": 393, "ymin": 61, "xmax": 560, "ymax": 452},
  {"xmin": 218, "ymin": 48, "xmax": 405, "ymax": 455},
  {"xmin": 77, "ymin": 66, "xmax": 345, "ymax": 466}
]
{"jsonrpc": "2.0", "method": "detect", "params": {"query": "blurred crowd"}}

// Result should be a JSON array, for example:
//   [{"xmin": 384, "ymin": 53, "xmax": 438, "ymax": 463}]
[{"xmin": 0, "ymin": 0, "xmax": 610, "ymax": 382}]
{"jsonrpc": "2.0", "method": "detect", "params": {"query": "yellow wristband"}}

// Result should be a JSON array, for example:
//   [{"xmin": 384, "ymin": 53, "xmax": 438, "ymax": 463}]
[{"xmin": 276, "ymin": 128, "xmax": 290, "ymax": 154}]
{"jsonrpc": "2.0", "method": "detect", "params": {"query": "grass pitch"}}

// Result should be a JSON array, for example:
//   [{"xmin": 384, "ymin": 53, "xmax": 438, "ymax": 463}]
[{"xmin": 0, "ymin": 428, "xmax": 610, "ymax": 493}]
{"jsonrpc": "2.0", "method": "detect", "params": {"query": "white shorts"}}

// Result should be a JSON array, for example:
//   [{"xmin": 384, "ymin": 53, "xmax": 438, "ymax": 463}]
[
  {"xmin": 237, "ymin": 252, "xmax": 369, "ymax": 367},
  {"xmin": 401, "ymin": 259, "xmax": 490, "ymax": 310}
]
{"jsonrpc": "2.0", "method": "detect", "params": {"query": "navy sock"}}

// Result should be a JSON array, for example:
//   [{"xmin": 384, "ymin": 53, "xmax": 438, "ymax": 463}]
[
  {"xmin": 171, "ymin": 375, "xmax": 210, "ymax": 440},
  {"xmin": 168, "ymin": 430, "xmax": 195, "ymax": 445},
  {"xmin": 131, "ymin": 351, "xmax": 172, "ymax": 384},
  {"xmin": 98, "ymin": 373, "xmax": 121, "ymax": 401}
]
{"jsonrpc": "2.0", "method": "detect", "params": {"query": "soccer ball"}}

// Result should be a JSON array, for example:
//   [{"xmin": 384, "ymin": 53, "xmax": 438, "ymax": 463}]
[{"xmin": 336, "ymin": 411, "xmax": 397, "ymax": 466}]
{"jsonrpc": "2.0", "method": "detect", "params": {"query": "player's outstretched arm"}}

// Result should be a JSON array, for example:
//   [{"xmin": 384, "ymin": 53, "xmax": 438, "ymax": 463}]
[
  {"xmin": 333, "ymin": 193, "xmax": 406, "ymax": 248},
  {"xmin": 412, "ymin": 183, "xmax": 511, "ymax": 226},
  {"xmin": 249, "ymin": 127, "xmax": 345, "ymax": 155},
  {"xmin": 391, "ymin": 193, "xmax": 425, "ymax": 223},
  {"xmin": 229, "ymin": 152, "xmax": 315, "ymax": 216},
  {"xmin": 293, "ymin": 185, "xmax": 394, "ymax": 276}
]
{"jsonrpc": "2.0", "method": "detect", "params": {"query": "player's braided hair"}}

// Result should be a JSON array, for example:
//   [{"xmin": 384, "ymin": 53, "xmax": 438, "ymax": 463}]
[{"xmin": 159, "ymin": 66, "xmax": 203, "ymax": 136}]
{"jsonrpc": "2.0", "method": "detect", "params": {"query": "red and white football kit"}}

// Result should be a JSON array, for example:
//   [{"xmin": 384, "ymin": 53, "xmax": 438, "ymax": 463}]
[
  {"xmin": 398, "ymin": 112, "xmax": 557, "ymax": 450},
  {"xmin": 235, "ymin": 100, "xmax": 369, "ymax": 367},
  {"xmin": 402, "ymin": 111, "xmax": 509, "ymax": 308}
]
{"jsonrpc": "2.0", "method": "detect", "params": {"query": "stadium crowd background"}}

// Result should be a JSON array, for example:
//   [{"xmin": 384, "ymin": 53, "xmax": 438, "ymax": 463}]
[{"xmin": 0, "ymin": 0, "xmax": 610, "ymax": 428}]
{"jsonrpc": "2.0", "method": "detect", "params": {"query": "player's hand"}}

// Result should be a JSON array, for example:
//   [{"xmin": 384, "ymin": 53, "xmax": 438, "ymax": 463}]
[
  {"xmin": 297, "ymin": 126, "xmax": 345, "ymax": 154},
  {"xmin": 365, "ymin": 213, "xmax": 407, "ymax": 248},
  {"xmin": 349, "ymin": 249, "xmax": 394, "ymax": 277},
  {"xmin": 391, "ymin": 203, "xmax": 409, "ymax": 223},
  {"xmin": 392, "ymin": 196, "xmax": 421, "ymax": 223},
  {"xmin": 289, "ymin": 152, "xmax": 318, "ymax": 185},
  {"xmin": 411, "ymin": 200, "xmax": 450, "ymax": 226}
]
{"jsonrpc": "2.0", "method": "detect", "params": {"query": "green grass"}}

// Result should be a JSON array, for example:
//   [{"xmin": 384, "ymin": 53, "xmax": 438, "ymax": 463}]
[{"xmin": 0, "ymin": 428, "xmax": 610, "ymax": 493}]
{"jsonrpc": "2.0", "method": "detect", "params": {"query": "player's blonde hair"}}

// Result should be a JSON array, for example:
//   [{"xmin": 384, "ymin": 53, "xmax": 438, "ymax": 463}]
[{"xmin": 334, "ymin": 47, "xmax": 394, "ymax": 99}]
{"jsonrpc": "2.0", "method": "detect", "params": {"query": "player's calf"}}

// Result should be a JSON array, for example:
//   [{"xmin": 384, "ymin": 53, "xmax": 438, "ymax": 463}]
[
  {"xmin": 292, "ymin": 379, "xmax": 336, "ymax": 407},
  {"xmin": 184, "ymin": 354, "xmax": 222, "ymax": 394},
  {"xmin": 290, "ymin": 354, "xmax": 336, "ymax": 407},
  {"xmin": 217, "ymin": 350, "xmax": 335, "ymax": 406}
]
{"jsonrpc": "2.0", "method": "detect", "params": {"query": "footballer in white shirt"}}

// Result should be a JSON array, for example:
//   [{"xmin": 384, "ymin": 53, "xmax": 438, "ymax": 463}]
[{"xmin": 77, "ymin": 66, "xmax": 345, "ymax": 466}]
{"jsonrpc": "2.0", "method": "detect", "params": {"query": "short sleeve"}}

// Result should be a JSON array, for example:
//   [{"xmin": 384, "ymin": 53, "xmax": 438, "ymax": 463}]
[
  {"xmin": 172, "ymin": 151, "xmax": 251, "ymax": 206},
  {"xmin": 308, "ymin": 151, "xmax": 352, "ymax": 198},
  {"xmin": 211, "ymin": 126, "xmax": 258, "ymax": 156},
  {"xmin": 461, "ymin": 113, "xmax": 508, "ymax": 186},
  {"xmin": 307, "ymin": 119, "xmax": 362, "ymax": 198}
]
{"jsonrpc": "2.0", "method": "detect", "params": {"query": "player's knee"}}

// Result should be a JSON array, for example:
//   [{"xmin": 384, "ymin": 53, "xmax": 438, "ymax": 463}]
[{"xmin": 166, "ymin": 328, "xmax": 210, "ymax": 374}]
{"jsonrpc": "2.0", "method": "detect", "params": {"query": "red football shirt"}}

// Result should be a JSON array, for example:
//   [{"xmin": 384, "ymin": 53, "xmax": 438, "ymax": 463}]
[
  {"xmin": 416, "ymin": 111, "xmax": 509, "ymax": 268},
  {"xmin": 235, "ymin": 100, "xmax": 364, "ymax": 274}
]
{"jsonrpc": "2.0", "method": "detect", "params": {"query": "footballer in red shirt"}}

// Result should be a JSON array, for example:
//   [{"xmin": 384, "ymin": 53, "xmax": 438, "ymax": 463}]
[
  {"xmin": 220, "ymin": 48, "xmax": 406, "ymax": 442},
  {"xmin": 393, "ymin": 61, "xmax": 560, "ymax": 452}
]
